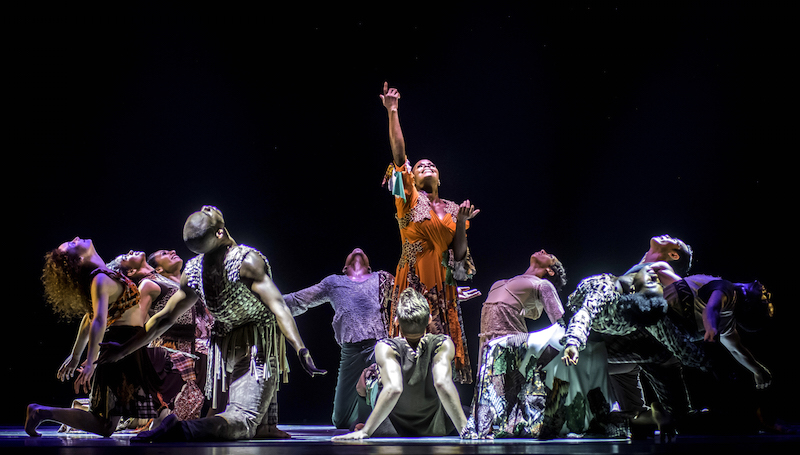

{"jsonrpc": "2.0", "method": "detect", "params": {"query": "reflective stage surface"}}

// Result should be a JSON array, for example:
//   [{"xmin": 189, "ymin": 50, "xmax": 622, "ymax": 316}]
[{"xmin": 3, "ymin": 424, "xmax": 799, "ymax": 455}]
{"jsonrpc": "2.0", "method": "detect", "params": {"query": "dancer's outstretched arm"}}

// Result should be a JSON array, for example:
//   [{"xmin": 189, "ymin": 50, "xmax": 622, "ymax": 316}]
[
  {"xmin": 243, "ymin": 253, "xmax": 326, "ymax": 376},
  {"xmin": 380, "ymin": 82, "xmax": 406, "ymax": 166},
  {"xmin": 332, "ymin": 342, "xmax": 403, "ymax": 440}
]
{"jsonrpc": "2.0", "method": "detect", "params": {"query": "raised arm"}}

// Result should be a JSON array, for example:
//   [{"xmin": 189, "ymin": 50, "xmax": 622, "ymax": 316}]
[
  {"xmin": 241, "ymin": 254, "xmax": 326, "ymax": 376},
  {"xmin": 380, "ymin": 82, "xmax": 406, "ymax": 166},
  {"xmin": 452, "ymin": 200, "xmax": 479, "ymax": 262},
  {"xmin": 332, "ymin": 341, "xmax": 403, "ymax": 440}
]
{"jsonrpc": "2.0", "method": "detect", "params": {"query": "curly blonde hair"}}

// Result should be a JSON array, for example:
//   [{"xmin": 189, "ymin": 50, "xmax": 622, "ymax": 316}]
[{"xmin": 41, "ymin": 249, "xmax": 93, "ymax": 320}]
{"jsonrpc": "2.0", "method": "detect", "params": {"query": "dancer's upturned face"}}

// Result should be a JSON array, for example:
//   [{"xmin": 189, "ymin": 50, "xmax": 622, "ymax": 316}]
[
  {"xmin": 412, "ymin": 160, "xmax": 439, "ymax": 187},
  {"xmin": 201, "ymin": 205, "xmax": 225, "ymax": 225},
  {"xmin": 648, "ymin": 235, "xmax": 684, "ymax": 261},
  {"xmin": 530, "ymin": 249, "xmax": 557, "ymax": 268},
  {"xmin": 151, "ymin": 250, "xmax": 183, "ymax": 272},
  {"xmin": 119, "ymin": 251, "xmax": 146, "ymax": 271},
  {"xmin": 344, "ymin": 248, "xmax": 370, "ymax": 270},
  {"xmin": 58, "ymin": 237, "xmax": 93, "ymax": 259},
  {"xmin": 633, "ymin": 265, "xmax": 663, "ymax": 297}
]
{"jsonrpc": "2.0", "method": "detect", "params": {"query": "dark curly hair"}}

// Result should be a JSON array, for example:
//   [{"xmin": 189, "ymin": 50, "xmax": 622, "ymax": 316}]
[
  {"xmin": 41, "ymin": 248, "xmax": 94, "ymax": 320},
  {"xmin": 617, "ymin": 292, "xmax": 668, "ymax": 328},
  {"xmin": 735, "ymin": 280, "xmax": 774, "ymax": 332},
  {"xmin": 672, "ymin": 240, "xmax": 694, "ymax": 276},
  {"xmin": 545, "ymin": 259, "xmax": 567, "ymax": 291}
]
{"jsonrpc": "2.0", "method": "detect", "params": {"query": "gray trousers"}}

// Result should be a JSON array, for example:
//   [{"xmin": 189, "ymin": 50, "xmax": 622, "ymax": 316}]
[{"xmin": 183, "ymin": 350, "xmax": 278, "ymax": 441}]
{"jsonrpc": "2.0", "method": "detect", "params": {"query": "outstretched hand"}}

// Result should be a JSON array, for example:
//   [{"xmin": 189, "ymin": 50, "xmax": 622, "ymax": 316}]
[
  {"xmin": 456, "ymin": 200, "xmax": 480, "ymax": 223},
  {"xmin": 298, "ymin": 348, "xmax": 327, "ymax": 377},
  {"xmin": 332, "ymin": 429, "xmax": 370, "ymax": 441},
  {"xmin": 457, "ymin": 286, "xmax": 482, "ymax": 301},
  {"xmin": 57, "ymin": 354, "xmax": 81, "ymax": 382},
  {"xmin": 380, "ymin": 81, "xmax": 400, "ymax": 111},
  {"xmin": 73, "ymin": 363, "xmax": 94, "ymax": 394},
  {"xmin": 562, "ymin": 345, "xmax": 579, "ymax": 366}
]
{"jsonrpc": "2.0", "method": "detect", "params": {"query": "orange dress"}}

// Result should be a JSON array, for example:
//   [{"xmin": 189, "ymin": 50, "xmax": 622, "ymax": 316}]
[{"xmin": 386, "ymin": 162, "xmax": 476, "ymax": 384}]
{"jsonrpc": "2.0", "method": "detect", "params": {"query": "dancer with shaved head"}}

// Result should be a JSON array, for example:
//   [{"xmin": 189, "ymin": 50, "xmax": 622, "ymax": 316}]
[{"xmin": 97, "ymin": 206, "xmax": 326, "ymax": 442}]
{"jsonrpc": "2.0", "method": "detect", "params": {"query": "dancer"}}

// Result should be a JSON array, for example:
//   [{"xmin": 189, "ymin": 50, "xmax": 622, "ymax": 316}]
[
  {"xmin": 380, "ymin": 82, "xmax": 479, "ymax": 384},
  {"xmin": 109, "ymin": 251, "xmax": 209, "ymax": 421},
  {"xmin": 626, "ymin": 234, "xmax": 693, "ymax": 276},
  {"xmin": 97, "ymin": 206, "xmax": 326, "ymax": 442},
  {"xmin": 26, "ymin": 237, "xmax": 162, "ymax": 437},
  {"xmin": 650, "ymin": 265, "xmax": 773, "ymax": 389},
  {"xmin": 283, "ymin": 248, "xmax": 394, "ymax": 429},
  {"xmin": 147, "ymin": 249, "xmax": 214, "ymax": 364},
  {"xmin": 332, "ymin": 288, "xmax": 473, "ymax": 440},
  {"xmin": 147, "ymin": 249, "xmax": 224, "ymax": 424},
  {"xmin": 477, "ymin": 249, "xmax": 566, "ymax": 365},
  {"xmin": 147, "ymin": 249, "xmax": 184, "ymax": 283},
  {"xmin": 472, "ymin": 265, "xmax": 670, "ymax": 439},
  {"xmin": 606, "ymin": 234, "xmax": 696, "ymax": 425}
]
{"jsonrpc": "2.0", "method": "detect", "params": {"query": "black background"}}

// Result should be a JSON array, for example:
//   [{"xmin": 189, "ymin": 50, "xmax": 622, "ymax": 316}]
[{"xmin": 6, "ymin": 2, "xmax": 792, "ymax": 426}]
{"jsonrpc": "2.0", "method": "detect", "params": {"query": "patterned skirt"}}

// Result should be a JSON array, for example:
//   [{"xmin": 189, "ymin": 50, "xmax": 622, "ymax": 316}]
[
  {"xmin": 90, "ymin": 325, "xmax": 163, "ymax": 420},
  {"xmin": 470, "ymin": 324, "xmax": 628, "ymax": 439}
]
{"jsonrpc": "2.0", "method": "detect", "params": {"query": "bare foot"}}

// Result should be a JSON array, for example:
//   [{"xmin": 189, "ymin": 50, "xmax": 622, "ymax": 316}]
[
  {"xmin": 25, "ymin": 404, "xmax": 45, "ymax": 437},
  {"xmin": 254, "ymin": 424, "xmax": 291, "ymax": 439}
]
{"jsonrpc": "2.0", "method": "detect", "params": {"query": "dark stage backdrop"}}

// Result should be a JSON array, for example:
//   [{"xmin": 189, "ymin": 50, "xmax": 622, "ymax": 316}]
[{"xmin": 7, "ymin": 2, "xmax": 792, "ymax": 427}]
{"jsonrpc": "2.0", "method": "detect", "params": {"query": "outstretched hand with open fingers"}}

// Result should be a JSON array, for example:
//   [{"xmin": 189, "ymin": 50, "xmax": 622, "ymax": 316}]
[
  {"xmin": 57, "ymin": 354, "xmax": 81, "ymax": 382},
  {"xmin": 380, "ymin": 81, "xmax": 401, "ymax": 111},
  {"xmin": 456, "ymin": 200, "xmax": 480, "ymax": 223}
]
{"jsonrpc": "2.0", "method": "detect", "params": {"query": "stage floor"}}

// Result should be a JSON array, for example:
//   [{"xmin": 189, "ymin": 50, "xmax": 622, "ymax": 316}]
[{"xmin": 3, "ymin": 424, "xmax": 799, "ymax": 455}]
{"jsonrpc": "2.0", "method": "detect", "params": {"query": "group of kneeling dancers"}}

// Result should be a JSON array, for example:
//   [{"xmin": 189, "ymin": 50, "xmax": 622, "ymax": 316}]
[{"xmin": 25, "ymin": 83, "xmax": 774, "ymax": 442}]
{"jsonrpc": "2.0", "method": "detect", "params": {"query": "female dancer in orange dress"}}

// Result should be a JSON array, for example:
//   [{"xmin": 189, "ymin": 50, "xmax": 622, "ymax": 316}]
[{"xmin": 380, "ymin": 82, "xmax": 479, "ymax": 384}]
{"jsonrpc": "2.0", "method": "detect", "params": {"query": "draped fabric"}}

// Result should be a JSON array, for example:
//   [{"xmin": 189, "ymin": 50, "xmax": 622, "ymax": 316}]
[{"xmin": 387, "ymin": 161, "xmax": 476, "ymax": 384}]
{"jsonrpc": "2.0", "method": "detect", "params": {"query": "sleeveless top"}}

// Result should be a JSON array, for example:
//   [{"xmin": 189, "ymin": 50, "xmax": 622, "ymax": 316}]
[
  {"xmin": 88, "ymin": 268, "xmax": 140, "ymax": 326},
  {"xmin": 183, "ymin": 245, "xmax": 288, "ymax": 401},
  {"xmin": 143, "ymin": 271, "xmax": 196, "ymax": 343},
  {"xmin": 379, "ymin": 333, "xmax": 455, "ymax": 436}
]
